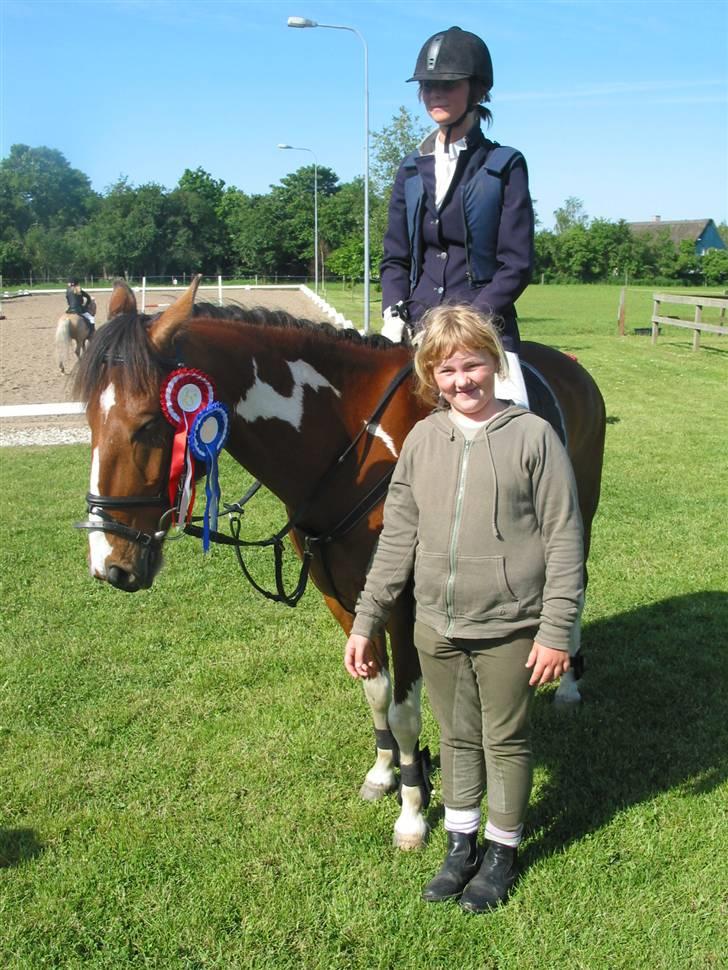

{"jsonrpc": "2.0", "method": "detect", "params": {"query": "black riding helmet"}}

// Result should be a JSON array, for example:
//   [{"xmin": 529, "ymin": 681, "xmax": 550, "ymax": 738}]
[{"xmin": 407, "ymin": 26, "xmax": 493, "ymax": 89}]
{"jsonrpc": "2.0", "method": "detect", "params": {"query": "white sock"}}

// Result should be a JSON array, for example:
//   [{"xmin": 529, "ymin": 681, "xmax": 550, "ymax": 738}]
[
  {"xmin": 485, "ymin": 820, "xmax": 523, "ymax": 848},
  {"xmin": 444, "ymin": 806, "xmax": 481, "ymax": 835}
]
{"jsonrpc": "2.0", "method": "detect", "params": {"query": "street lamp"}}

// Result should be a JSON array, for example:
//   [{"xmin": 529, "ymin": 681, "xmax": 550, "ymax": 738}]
[
  {"xmin": 287, "ymin": 15, "xmax": 370, "ymax": 333},
  {"xmin": 277, "ymin": 143, "xmax": 318, "ymax": 294}
]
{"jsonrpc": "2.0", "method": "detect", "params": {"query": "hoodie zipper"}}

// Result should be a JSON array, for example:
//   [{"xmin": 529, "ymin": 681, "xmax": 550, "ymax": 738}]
[{"xmin": 445, "ymin": 438, "xmax": 472, "ymax": 636}]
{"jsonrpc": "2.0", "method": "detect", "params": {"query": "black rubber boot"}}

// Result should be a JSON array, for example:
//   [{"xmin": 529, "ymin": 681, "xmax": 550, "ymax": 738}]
[
  {"xmin": 421, "ymin": 831, "xmax": 480, "ymax": 903},
  {"xmin": 460, "ymin": 841, "xmax": 518, "ymax": 913}
]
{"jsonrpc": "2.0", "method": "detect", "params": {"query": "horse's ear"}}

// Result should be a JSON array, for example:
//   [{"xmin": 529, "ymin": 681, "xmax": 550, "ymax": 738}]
[
  {"xmin": 108, "ymin": 279, "xmax": 137, "ymax": 318},
  {"xmin": 148, "ymin": 275, "xmax": 202, "ymax": 353}
]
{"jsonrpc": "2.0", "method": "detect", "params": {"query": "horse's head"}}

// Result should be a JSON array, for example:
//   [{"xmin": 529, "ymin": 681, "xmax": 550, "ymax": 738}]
[{"xmin": 75, "ymin": 277, "xmax": 201, "ymax": 591}]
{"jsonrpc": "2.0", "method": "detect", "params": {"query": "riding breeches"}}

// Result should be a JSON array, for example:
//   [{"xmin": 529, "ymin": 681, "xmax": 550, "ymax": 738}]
[{"xmin": 414, "ymin": 621, "xmax": 536, "ymax": 831}]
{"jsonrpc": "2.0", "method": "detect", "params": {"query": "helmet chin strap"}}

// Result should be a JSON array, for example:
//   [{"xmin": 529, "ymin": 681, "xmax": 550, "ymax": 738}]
[{"xmin": 441, "ymin": 108, "xmax": 477, "ymax": 149}]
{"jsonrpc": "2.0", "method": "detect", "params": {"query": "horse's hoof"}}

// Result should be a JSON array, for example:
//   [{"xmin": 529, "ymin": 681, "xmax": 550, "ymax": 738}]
[
  {"xmin": 359, "ymin": 779, "xmax": 395, "ymax": 802},
  {"xmin": 393, "ymin": 829, "xmax": 428, "ymax": 851}
]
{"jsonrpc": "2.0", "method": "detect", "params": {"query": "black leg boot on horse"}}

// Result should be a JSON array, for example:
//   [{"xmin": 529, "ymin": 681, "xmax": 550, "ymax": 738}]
[
  {"xmin": 460, "ymin": 841, "xmax": 519, "ymax": 913},
  {"xmin": 421, "ymin": 831, "xmax": 480, "ymax": 902}
]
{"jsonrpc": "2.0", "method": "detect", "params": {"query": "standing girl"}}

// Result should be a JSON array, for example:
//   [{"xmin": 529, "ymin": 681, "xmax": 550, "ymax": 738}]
[{"xmin": 345, "ymin": 305, "xmax": 583, "ymax": 912}]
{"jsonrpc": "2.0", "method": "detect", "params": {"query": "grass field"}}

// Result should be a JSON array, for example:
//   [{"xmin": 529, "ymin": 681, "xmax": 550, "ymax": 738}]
[{"xmin": 1, "ymin": 285, "xmax": 726, "ymax": 968}]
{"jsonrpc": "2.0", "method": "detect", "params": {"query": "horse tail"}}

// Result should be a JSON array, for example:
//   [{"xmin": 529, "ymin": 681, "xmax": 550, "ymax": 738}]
[{"xmin": 55, "ymin": 315, "xmax": 73, "ymax": 373}]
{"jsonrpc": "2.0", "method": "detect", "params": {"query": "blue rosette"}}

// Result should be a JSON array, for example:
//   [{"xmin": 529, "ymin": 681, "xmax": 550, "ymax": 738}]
[{"xmin": 189, "ymin": 402, "xmax": 230, "ymax": 552}]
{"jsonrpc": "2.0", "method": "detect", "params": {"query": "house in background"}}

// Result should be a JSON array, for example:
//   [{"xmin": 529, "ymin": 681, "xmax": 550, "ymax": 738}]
[{"xmin": 627, "ymin": 217, "xmax": 726, "ymax": 254}]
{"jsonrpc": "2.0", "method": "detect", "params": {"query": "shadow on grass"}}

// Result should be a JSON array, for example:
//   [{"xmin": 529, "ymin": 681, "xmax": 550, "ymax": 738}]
[
  {"xmin": 524, "ymin": 590, "xmax": 728, "ymax": 864},
  {"xmin": 0, "ymin": 828, "xmax": 44, "ymax": 868}
]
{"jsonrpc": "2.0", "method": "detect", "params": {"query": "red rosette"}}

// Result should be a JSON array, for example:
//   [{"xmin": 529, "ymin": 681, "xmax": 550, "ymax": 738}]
[{"xmin": 160, "ymin": 368, "xmax": 216, "ymax": 430}]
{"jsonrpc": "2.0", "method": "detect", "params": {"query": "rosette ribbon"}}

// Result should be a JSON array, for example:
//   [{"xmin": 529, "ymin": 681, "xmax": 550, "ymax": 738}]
[
  {"xmin": 189, "ymin": 402, "xmax": 230, "ymax": 552},
  {"xmin": 160, "ymin": 369, "xmax": 216, "ymax": 526}
]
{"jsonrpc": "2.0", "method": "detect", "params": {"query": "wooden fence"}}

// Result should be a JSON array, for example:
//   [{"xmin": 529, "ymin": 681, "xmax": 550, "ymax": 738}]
[{"xmin": 651, "ymin": 292, "xmax": 728, "ymax": 350}]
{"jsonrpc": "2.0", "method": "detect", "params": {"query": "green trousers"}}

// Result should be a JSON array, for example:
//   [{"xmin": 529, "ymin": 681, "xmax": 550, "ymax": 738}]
[{"xmin": 414, "ymin": 621, "xmax": 536, "ymax": 831}]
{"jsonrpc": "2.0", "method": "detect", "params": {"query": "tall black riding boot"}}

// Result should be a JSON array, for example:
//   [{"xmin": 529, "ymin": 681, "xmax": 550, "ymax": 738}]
[
  {"xmin": 460, "ymin": 841, "xmax": 518, "ymax": 913},
  {"xmin": 421, "ymin": 831, "xmax": 480, "ymax": 903}
]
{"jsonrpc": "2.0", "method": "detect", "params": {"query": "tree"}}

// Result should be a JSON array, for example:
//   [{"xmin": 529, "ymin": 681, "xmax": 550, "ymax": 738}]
[
  {"xmin": 223, "ymin": 189, "xmax": 285, "ymax": 276},
  {"xmin": 553, "ymin": 197, "xmax": 589, "ymax": 235},
  {"xmin": 702, "ymin": 249, "xmax": 728, "ymax": 285},
  {"xmin": 0, "ymin": 144, "xmax": 96, "ymax": 232},
  {"xmin": 371, "ymin": 106, "xmax": 428, "ymax": 197},
  {"xmin": 88, "ymin": 178, "xmax": 168, "ymax": 277},
  {"xmin": 167, "ymin": 168, "xmax": 229, "ymax": 273}
]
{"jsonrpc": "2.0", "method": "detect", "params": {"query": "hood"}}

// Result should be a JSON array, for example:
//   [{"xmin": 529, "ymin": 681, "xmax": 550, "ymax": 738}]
[{"xmin": 429, "ymin": 404, "xmax": 529, "ymax": 439}]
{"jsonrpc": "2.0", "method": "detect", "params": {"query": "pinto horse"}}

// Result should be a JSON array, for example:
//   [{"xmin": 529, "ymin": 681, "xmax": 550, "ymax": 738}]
[{"xmin": 74, "ymin": 277, "xmax": 605, "ymax": 850}]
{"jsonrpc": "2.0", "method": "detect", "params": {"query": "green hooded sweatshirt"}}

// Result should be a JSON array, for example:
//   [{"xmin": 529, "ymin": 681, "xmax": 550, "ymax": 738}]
[{"xmin": 351, "ymin": 406, "xmax": 584, "ymax": 651}]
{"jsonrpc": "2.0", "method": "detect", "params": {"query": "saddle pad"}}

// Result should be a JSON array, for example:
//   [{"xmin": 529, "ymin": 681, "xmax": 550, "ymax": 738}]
[{"xmin": 522, "ymin": 362, "xmax": 567, "ymax": 447}]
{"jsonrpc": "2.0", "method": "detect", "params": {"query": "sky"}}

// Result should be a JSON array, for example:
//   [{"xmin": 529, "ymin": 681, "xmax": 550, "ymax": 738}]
[{"xmin": 1, "ymin": 0, "xmax": 727, "ymax": 230}]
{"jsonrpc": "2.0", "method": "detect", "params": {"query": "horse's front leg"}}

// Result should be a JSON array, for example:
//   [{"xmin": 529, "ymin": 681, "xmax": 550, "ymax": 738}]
[
  {"xmin": 387, "ymin": 597, "xmax": 430, "ymax": 850},
  {"xmin": 554, "ymin": 591, "xmax": 584, "ymax": 705},
  {"xmin": 359, "ymin": 638, "xmax": 399, "ymax": 801},
  {"xmin": 318, "ymin": 593, "xmax": 398, "ymax": 801}
]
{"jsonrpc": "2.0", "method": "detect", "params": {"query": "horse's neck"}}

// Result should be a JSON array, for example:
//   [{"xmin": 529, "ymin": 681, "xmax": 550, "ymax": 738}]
[{"xmin": 187, "ymin": 326, "xmax": 404, "ymax": 509}]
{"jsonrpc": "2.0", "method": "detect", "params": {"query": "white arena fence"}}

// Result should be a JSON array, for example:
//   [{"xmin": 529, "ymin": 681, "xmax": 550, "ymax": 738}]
[{"xmin": 0, "ymin": 282, "xmax": 357, "ymax": 441}]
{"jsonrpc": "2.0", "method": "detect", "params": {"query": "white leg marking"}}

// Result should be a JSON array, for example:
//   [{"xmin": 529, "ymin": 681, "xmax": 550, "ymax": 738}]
[
  {"xmin": 235, "ymin": 358, "xmax": 340, "ymax": 430},
  {"xmin": 365, "ymin": 421, "xmax": 398, "ymax": 458},
  {"xmin": 389, "ymin": 679, "xmax": 429, "ymax": 849},
  {"xmin": 360, "ymin": 670, "xmax": 397, "ymax": 798},
  {"xmin": 555, "ymin": 591, "xmax": 585, "ymax": 705},
  {"xmin": 88, "ymin": 446, "xmax": 113, "ymax": 578},
  {"xmin": 99, "ymin": 382, "xmax": 116, "ymax": 420}
]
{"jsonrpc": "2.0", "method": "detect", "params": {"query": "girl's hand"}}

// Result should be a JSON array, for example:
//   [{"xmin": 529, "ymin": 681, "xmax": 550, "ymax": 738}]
[
  {"xmin": 344, "ymin": 634, "xmax": 381, "ymax": 679},
  {"xmin": 525, "ymin": 642, "xmax": 570, "ymax": 686}
]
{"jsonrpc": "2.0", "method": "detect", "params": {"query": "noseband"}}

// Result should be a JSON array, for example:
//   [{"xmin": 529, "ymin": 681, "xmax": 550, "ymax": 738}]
[{"xmin": 75, "ymin": 492, "xmax": 172, "ymax": 551}]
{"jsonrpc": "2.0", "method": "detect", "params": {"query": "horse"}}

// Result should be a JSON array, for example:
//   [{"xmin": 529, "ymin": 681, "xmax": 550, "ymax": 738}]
[
  {"xmin": 56, "ymin": 298, "xmax": 96, "ymax": 373},
  {"xmin": 74, "ymin": 276, "xmax": 606, "ymax": 850}
]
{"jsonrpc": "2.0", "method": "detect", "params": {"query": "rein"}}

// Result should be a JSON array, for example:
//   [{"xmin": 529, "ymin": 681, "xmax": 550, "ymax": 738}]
[{"xmin": 183, "ymin": 360, "xmax": 414, "ymax": 607}]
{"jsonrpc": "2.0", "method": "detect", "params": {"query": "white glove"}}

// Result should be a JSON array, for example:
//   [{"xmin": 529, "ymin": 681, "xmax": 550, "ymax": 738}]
[{"xmin": 381, "ymin": 306, "xmax": 406, "ymax": 343}]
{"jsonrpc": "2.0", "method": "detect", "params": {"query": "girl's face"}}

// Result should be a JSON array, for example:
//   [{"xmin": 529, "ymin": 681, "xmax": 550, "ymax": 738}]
[
  {"xmin": 421, "ymin": 79, "xmax": 470, "ymax": 128},
  {"xmin": 433, "ymin": 346, "xmax": 498, "ymax": 421}
]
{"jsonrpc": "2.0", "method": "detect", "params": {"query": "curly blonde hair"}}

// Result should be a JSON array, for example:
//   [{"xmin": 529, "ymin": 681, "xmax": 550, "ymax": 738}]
[{"xmin": 413, "ymin": 305, "xmax": 507, "ymax": 408}]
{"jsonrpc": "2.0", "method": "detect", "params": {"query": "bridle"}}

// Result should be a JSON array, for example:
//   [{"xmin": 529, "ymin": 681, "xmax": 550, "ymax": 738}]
[
  {"xmin": 75, "ymin": 353, "xmax": 414, "ymax": 607},
  {"xmin": 77, "ymin": 492, "xmax": 171, "ymax": 548}
]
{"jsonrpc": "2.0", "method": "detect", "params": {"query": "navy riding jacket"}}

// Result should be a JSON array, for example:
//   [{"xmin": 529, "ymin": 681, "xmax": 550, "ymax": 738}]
[{"xmin": 380, "ymin": 123, "xmax": 534, "ymax": 352}]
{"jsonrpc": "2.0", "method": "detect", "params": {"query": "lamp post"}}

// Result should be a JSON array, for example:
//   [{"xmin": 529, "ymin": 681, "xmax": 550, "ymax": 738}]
[
  {"xmin": 288, "ymin": 16, "xmax": 370, "ymax": 333},
  {"xmin": 278, "ymin": 143, "xmax": 318, "ymax": 294}
]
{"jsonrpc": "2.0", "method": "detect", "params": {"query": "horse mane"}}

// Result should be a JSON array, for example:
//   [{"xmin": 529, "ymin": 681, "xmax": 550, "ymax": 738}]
[
  {"xmin": 190, "ymin": 301, "xmax": 394, "ymax": 350},
  {"xmin": 74, "ymin": 302, "xmax": 395, "ymax": 402}
]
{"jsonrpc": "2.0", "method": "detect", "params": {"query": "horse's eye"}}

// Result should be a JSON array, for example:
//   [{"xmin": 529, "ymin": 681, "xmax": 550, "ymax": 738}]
[{"xmin": 134, "ymin": 416, "xmax": 165, "ymax": 442}]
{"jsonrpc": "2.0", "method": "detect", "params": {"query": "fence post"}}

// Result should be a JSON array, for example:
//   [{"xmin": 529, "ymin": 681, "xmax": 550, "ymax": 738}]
[
  {"xmin": 651, "ymin": 297, "xmax": 660, "ymax": 344},
  {"xmin": 218, "ymin": 274, "xmax": 223, "ymax": 306},
  {"xmin": 141, "ymin": 276, "xmax": 146, "ymax": 313},
  {"xmin": 693, "ymin": 304, "xmax": 702, "ymax": 351},
  {"xmin": 617, "ymin": 286, "xmax": 626, "ymax": 336}
]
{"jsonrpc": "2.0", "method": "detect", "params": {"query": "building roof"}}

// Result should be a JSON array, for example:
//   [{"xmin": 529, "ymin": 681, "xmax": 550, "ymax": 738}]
[{"xmin": 627, "ymin": 219, "xmax": 714, "ymax": 244}]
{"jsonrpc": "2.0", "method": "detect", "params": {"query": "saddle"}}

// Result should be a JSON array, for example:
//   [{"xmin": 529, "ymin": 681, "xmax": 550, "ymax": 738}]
[{"xmin": 522, "ymin": 362, "xmax": 567, "ymax": 447}]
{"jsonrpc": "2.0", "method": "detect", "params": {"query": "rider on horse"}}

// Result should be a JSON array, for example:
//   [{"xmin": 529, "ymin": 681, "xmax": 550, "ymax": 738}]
[
  {"xmin": 66, "ymin": 278, "xmax": 96, "ymax": 335},
  {"xmin": 380, "ymin": 26, "xmax": 534, "ymax": 408}
]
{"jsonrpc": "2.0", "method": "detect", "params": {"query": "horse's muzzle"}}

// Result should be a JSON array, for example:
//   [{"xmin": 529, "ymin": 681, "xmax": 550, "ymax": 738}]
[{"xmin": 105, "ymin": 557, "xmax": 161, "ymax": 592}]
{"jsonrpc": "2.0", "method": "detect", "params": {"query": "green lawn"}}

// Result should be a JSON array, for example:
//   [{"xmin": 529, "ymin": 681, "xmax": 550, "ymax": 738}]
[{"xmin": 1, "ymin": 285, "xmax": 726, "ymax": 968}]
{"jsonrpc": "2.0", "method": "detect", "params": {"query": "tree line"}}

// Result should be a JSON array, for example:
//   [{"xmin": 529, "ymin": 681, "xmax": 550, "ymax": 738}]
[{"xmin": 2, "ymin": 109, "xmax": 727, "ymax": 286}]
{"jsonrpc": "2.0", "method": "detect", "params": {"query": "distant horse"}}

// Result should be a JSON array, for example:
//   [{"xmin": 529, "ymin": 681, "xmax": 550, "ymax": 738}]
[
  {"xmin": 74, "ymin": 277, "xmax": 605, "ymax": 850},
  {"xmin": 55, "ymin": 298, "xmax": 96, "ymax": 373}
]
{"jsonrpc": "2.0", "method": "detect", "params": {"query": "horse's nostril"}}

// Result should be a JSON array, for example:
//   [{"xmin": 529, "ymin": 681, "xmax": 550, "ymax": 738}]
[{"xmin": 107, "ymin": 565, "xmax": 140, "ymax": 592}]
